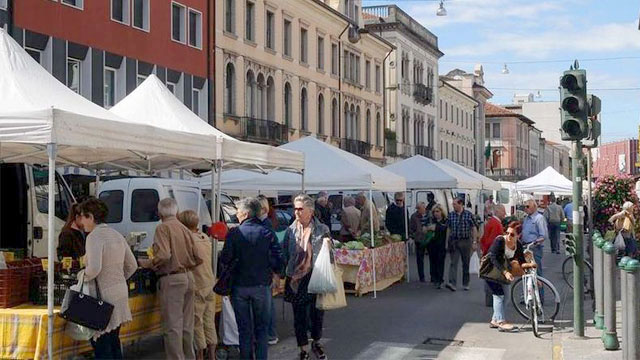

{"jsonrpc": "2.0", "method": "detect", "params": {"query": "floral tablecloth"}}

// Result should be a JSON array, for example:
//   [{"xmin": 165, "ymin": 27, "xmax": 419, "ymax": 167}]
[{"xmin": 333, "ymin": 242, "xmax": 406, "ymax": 295}]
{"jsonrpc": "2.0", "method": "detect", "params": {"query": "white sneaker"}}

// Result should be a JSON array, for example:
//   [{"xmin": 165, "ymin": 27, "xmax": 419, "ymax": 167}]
[{"xmin": 268, "ymin": 337, "xmax": 279, "ymax": 345}]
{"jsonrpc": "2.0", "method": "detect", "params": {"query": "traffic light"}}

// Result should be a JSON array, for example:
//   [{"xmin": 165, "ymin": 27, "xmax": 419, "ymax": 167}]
[
  {"xmin": 559, "ymin": 69, "xmax": 589, "ymax": 141},
  {"xmin": 584, "ymin": 95, "xmax": 601, "ymax": 148}
]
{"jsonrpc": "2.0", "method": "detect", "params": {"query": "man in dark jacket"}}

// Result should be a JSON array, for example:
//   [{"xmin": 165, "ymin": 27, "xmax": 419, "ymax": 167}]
[
  {"xmin": 385, "ymin": 192, "xmax": 408, "ymax": 238},
  {"xmin": 315, "ymin": 191, "xmax": 332, "ymax": 228},
  {"xmin": 220, "ymin": 197, "xmax": 283, "ymax": 360}
]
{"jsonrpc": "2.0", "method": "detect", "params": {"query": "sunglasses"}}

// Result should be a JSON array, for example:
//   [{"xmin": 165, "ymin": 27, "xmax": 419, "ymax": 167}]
[
  {"xmin": 525, "ymin": 205, "xmax": 531, "ymax": 209},
  {"xmin": 294, "ymin": 207, "xmax": 305, "ymax": 212},
  {"xmin": 506, "ymin": 232, "xmax": 517, "ymax": 237}
]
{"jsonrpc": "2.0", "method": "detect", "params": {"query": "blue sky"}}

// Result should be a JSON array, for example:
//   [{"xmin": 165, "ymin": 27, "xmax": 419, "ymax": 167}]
[{"xmin": 363, "ymin": 0, "xmax": 640, "ymax": 143}]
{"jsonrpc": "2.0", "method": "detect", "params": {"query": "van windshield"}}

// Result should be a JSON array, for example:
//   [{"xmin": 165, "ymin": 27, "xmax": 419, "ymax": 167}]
[
  {"xmin": 497, "ymin": 189, "xmax": 510, "ymax": 204},
  {"xmin": 32, "ymin": 168, "xmax": 72, "ymax": 220}
]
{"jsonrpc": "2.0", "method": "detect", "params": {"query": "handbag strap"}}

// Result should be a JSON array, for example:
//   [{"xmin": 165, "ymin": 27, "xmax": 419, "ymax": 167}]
[{"xmin": 94, "ymin": 279, "xmax": 103, "ymax": 300}]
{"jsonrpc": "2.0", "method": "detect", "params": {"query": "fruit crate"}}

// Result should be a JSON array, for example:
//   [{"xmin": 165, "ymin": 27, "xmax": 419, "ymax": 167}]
[
  {"xmin": 31, "ymin": 272, "xmax": 78, "ymax": 306},
  {"xmin": 0, "ymin": 261, "xmax": 31, "ymax": 308},
  {"xmin": 138, "ymin": 268, "xmax": 157, "ymax": 294}
]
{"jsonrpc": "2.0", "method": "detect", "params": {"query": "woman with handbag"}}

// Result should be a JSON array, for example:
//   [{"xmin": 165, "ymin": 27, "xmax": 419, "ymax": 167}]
[
  {"xmin": 79, "ymin": 197, "xmax": 138, "ymax": 359},
  {"xmin": 609, "ymin": 201, "xmax": 637, "ymax": 257},
  {"xmin": 409, "ymin": 202, "xmax": 429, "ymax": 283},
  {"xmin": 282, "ymin": 194, "xmax": 332, "ymax": 360},
  {"xmin": 484, "ymin": 221, "xmax": 528, "ymax": 332},
  {"xmin": 427, "ymin": 205, "xmax": 448, "ymax": 289}
]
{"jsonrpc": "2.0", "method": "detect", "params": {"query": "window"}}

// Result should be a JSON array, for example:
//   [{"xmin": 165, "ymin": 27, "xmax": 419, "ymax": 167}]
[
  {"xmin": 104, "ymin": 67, "xmax": 116, "ymax": 108},
  {"xmin": 485, "ymin": 123, "xmax": 490, "ymax": 138},
  {"xmin": 265, "ymin": 11, "xmax": 275, "ymax": 50},
  {"xmin": 365, "ymin": 60, "xmax": 371, "ymax": 89},
  {"xmin": 225, "ymin": 63, "xmax": 235, "ymax": 114},
  {"xmin": 132, "ymin": 0, "xmax": 150, "ymax": 31},
  {"xmin": 493, "ymin": 123, "xmax": 501, "ymax": 138},
  {"xmin": 111, "ymin": 0, "xmax": 130, "ymax": 24},
  {"xmin": 137, "ymin": 74, "xmax": 146, "ymax": 86},
  {"xmin": 266, "ymin": 77, "xmax": 275, "ymax": 120},
  {"xmin": 245, "ymin": 1, "xmax": 254, "ymax": 42},
  {"xmin": 317, "ymin": 93, "xmax": 324, "ymax": 135},
  {"xmin": 188, "ymin": 9, "xmax": 202, "ymax": 48},
  {"xmin": 331, "ymin": 98, "xmax": 338, "ymax": 137},
  {"xmin": 375, "ymin": 65, "xmax": 381, "ymax": 92},
  {"xmin": 245, "ymin": 70, "xmax": 256, "ymax": 117},
  {"xmin": 284, "ymin": 82, "xmax": 292, "ymax": 127},
  {"xmin": 192, "ymin": 89, "xmax": 200, "ymax": 116},
  {"xmin": 300, "ymin": 28, "xmax": 308, "ymax": 64},
  {"xmin": 167, "ymin": 82, "xmax": 176, "ymax": 94},
  {"xmin": 376, "ymin": 112, "xmax": 381, "ymax": 146},
  {"xmin": 62, "ymin": 0, "xmax": 83, "ymax": 9},
  {"xmin": 225, "ymin": 0, "xmax": 234, "ymax": 33},
  {"xmin": 32, "ymin": 169, "xmax": 72, "ymax": 221},
  {"xmin": 131, "ymin": 189, "xmax": 160, "ymax": 222},
  {"xmin": 365, "ymin": 110, "xmax": 371, "ymax": 143},
  {"xmin": 283, "ymin": 19, "xmax": 292, "ymax": 57},
  {"xmin": 317, "ymin": 36, "xmax": 324, "ymax": 70},
  {"xmin": 66, "ymin": 58, "xmax": 81, "ymax": 93},
  {"xmin": 0, "ymin": 0, "xmax": 6, "ymax": 10},
  {"xmin": 331, "ymin": 43, "xmax": 338, "ymax": 76},
  {"xmin": 99, "ymin": 190, "xmax": 124, "ymax": 223},
  {"xmin": 25, "ymin": 47, "xmax": 42, "ymax": 64},
  {"xmin": 354, "ymin": 55, "xmax": 360, "ymax": 84},
  {"xmin": 300, "ymin": 88, "xmax": 308, "ymax": 130},
  {"xmin": 439, "ymin": 99, "xmax": 443, "ymax": 119},
  {"xmin": 172, "ymin": 2, "xmax": 186, "ymax": 43}
]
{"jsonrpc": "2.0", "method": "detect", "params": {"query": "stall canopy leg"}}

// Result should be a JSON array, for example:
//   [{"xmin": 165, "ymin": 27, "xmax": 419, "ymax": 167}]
[
  {"xmin": 369, "ymin": 189, "xmax": 377, "ymax": 299},
  {"xmin": 404, "ymin": 190, "xmax": 410, "ymax": 283},
  {"xmin": 47, "ymin": 143, "xmax": 57, "ymax": 360}
]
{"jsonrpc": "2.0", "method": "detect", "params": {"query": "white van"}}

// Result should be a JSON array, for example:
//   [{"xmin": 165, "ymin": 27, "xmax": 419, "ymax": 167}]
[
  {"xmin": 405, "ymin": 189, "xmax": 454, "ymax": 216},
  {"xmin": 98, "ymin": 178, "xmax": 212, "ymax": 250},
  {"xmin": 0, "ymin": 164, "xmax": 75, "ymax": 258}
]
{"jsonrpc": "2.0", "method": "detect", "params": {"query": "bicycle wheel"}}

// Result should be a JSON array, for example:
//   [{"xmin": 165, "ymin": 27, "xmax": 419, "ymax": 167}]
[
  {"xmin": 511, "ymin": 276, "xmax": 560, "ymax": 322},
  {"xmin": 562, "ymin": 258, "xmax": 594, "ymax": 294},
  {"xmin": 531, "ymin": 300, "xmax": 540, "ymax": 337}
]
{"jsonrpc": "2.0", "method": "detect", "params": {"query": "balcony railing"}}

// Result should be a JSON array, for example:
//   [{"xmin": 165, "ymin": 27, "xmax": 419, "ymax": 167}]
[
  {"xmin": 385, "ymin": 138, "xmax": 397, "ymax": 157},
  {"xmin": 340, "ymin": 138, "xmax": 371, "ymax": 159},
  {"xmin": 240, "ymin": 116, "xmax": 288, "ymax": 146},
  {"xmin": 399, "ymin": 142, "xmax": 413, "ymax": 158},
  {"xmin": 415, "ymin": 145, "xmax": 434, "ymax": 159},
  {"xmin": 486, "ymin": 168, "xmax": 527, "ymax": 181},
  {"xmin": 413, "ymin": 84, "xmax": 433, "ymax": 106}
]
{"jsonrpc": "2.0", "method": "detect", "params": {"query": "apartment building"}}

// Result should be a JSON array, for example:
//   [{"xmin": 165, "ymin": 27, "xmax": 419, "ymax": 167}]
[
  {"xmin": 363, "ymin": 5, "xmax": 443, "ymax": 161},
  {"xmin": 214, "ymin": 0, "xmax": 392, "ymax": 164},
  {"xmin": 438, "ymin": 78, "xmax": 478, "ymax": 169},
  {"xmin": 1, "ymin": 0, "xmax": 210, "ymax": 119}
]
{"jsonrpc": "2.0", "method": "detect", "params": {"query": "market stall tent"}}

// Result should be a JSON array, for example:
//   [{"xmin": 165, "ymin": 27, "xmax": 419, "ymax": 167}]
[
  {"xmin": 516, "ymin": 166, "xmax": 573, "ymax": 195},
  {"xmin": 0, "ymin": 28, "xmax": 222, "ymax": 358},
  {"xmin": 384, "ymin": 155, "xmax": 478, "ymax": 189},
  {"xmin": 110, "ymin": 75, "xmax": 304, "ymax": 172},
  {"xmin": 438, "ymin": 159, "xmax": 501, "ymax": 191}
]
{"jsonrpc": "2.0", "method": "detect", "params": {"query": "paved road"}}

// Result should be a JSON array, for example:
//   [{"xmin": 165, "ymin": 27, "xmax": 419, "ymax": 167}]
[{"xmin": 130, "ymin": 241, "xmax": 591, "ymax": 359}]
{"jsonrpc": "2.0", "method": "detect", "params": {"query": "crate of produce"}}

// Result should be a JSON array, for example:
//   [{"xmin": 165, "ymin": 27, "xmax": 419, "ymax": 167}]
[
  {"xmin": 31, "ymin": 272, "xmax": 78, "ymax": 306},
  {"xmin": 0, "ymin": 248, "xmax": 26, "ymax": 261},
  {"xmin": 127, "ymin": 270, "xmax": 140, "ymax": 296},
  {"xmin": 0, "ymin": 261, "xmax": 31, "ymax": 308}
]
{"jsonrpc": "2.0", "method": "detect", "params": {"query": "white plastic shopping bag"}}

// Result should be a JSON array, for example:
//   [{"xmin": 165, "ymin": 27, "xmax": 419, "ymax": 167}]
[
  {"xmin": 469, "ymin": 252, "xmax": 480, "ymax": 275},
  {"xmin": 307, "ymin": 239, "xmax": 337, "ymax": 294},
  {"xmin": 221, "ymin": 296, "xmax": 239, "ymax": 346},
  {"xmin": 614, "ymin": 231, "xmax": 626, "ymax": 251},
  {"xmin": 63, "ymin": 271, "xmax": 97, "ymax": 341}
]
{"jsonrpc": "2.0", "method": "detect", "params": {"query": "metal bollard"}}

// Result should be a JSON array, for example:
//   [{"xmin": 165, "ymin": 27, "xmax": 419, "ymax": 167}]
[
  {"xmin": 619, "ymin": 256, "xmax": 631, "ymax": 359},
  {"xmin": 602, "ymin": 242, "xmax": 620, "ymax": 350},
  {"xmin": 624, "ymin": 259, "xmax": 640, "ymax": 360},
  {"xmin": 593, "ymin": 232, "xmax": 605, "ymax": 329}
]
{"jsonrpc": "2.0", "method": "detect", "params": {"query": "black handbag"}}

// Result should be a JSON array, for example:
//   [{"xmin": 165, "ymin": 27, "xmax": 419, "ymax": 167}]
[
  {"xmin": 60, "ymin": 279, "xmax": 114, "ymax": 331},
  {"xmin": 478, "ymin": 254, "xmax": 510, "ymax": 285},
  {"xmin": 214, "ymin": 259, "xmax": 237, "ymax": 296}
]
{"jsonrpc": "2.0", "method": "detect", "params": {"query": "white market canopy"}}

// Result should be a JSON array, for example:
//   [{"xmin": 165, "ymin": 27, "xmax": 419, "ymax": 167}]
[
  {"xmin": 438, "ymin": 158, "xmax": 500, "ymax": 191},
  {"xmin": 0, "ymin": 29, "xmax": 219, "ymax": 172},
  {"xmin": 200, "ymin": 136, "xmax": 406, "ymax": 192},
  {"xmin": 516, "ymin": 166, "xmax": 573, "ymax": 195},
  {"xmin": 384, "ymin": 155, "xmax": 475, "ymax": 189},
  {"xmin": 110, "ymin": 75, "xmax": 304, "ymax": 172}
]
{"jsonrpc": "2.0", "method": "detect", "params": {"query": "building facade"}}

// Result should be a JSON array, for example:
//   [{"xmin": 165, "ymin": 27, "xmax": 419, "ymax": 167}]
[
  {"xmin": 1, "ymin": 0, "xmax": 210, "ymax": 119},
  {"xmin": 362, "ymin": 5, "xmax": 442, "ymax": 161},
  {"xmin": 593, "ymin": 139, "xmax": 640, "ymax": 179},
  {"xmin": 214, "ymin": 0, "xmax": 392, "ymax": 164},
  {"xmin": 438, "ymin": 78, "xmax": 478, "ymax": 169},
  {"xmin": 441, "ymin": 67, "xmax": 493, "ymax": 173}
]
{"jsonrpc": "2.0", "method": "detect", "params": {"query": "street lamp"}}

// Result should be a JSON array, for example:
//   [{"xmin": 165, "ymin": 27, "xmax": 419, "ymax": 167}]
[{"xmin": 436, "ymin": 0, "xmax": 447, "ymax": 16}]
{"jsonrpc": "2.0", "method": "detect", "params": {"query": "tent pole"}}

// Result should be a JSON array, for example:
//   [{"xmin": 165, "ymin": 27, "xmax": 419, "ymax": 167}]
[
  {"xmin": 46, "ymin": 143, "xmax": 56, "ymax": 360},
  {"xmin": 404, "ymin": 190, "xmax": 410, "ymax": 283},
  {"xmin": 95, "ymin": 169, "xmax": 100, "ymax": 196},
  {"xmin": 369, "ymin": 189, "xmax": 377, "ymax": 299},
  {"xmin": 216, "ymin": 161, "xmax": 223, "ymax": 223},
  {"xmin": 301, "ymin": 169, "xmax": 305, "ymax": 193}
]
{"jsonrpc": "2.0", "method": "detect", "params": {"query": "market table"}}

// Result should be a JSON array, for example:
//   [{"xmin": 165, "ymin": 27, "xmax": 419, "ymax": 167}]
[
  {"xmin": 0, "ymin": 293, "xmax": 223, "ymax": 360},
  {"xmin": 333, "ymin": 242, "xmax": 406, "ymax": 296}
]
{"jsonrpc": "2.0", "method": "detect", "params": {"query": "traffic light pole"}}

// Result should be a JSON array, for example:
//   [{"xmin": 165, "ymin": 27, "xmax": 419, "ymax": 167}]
[{"xmin": 573, "ymin": 140, "xmax": 585, "ymax": 337}]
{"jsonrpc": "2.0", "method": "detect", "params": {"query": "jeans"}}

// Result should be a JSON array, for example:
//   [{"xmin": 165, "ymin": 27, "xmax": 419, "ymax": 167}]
[
  {"xmin": 268, "ymin": 293, "xmax": 278, "ymax": 340},
  {"xmin": 91, "ymin": 327, "xmax": 122, "ymax": 360},
  {"xmin": 486, "ymin": 281, "xmax": 505, "ymax": 322},
  {"xmin": 548, "ymin": 223, "xmax": 560, "ymax": 253},
  {"xmin": 231, "ymin": 285, "xmax": 271, "ymax": 360},
  {"xmin": 416, "ymin": 243, "xmax": 427, "ymax": 281},
  {"xmin": 448, "ymin": 240, "xmax": 472, "ymax": 287},
  {"xmin": 427, "ymin": 239, "xmax": 446, "ymax": 284},
  {"xmin": 292, "ymin": 296, "xmax": 324, "ymax": 347}
]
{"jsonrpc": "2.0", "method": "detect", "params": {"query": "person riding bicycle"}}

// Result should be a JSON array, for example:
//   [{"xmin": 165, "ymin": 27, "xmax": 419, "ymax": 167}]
[
  {"xmin": 609, "ymin": 201, "xmax": 637, "ymax": 258},
  {"xmin": 486, "ymin": 221, "xmax": 535, "ymax": 331}
]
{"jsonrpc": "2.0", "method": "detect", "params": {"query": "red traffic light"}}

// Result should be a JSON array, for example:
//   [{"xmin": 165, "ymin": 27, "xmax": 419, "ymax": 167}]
[{"xmin": 561, "ymin": 74, "xmax": 580, "ymax": 91}]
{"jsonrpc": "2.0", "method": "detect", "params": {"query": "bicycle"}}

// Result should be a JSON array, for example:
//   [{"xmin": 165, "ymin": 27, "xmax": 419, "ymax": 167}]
[
  {"xmin": 561, "ymin": 256, "xmax": 594, "ymax": 292},
  {"xmin": 510, "ymin": 241, "xmax": 561, "ymax": 337}
]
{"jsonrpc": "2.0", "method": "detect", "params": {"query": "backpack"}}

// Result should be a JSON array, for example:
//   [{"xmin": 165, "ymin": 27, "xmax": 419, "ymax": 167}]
[{"xmin": 548, "ymin": 204, "xmax": 562, "ymax": 224}]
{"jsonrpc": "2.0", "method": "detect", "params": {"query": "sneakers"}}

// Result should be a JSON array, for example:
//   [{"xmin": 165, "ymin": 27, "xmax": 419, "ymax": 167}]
[
  {"xmin": 463, "ymin": 286, "xmax": 470, "ymax": 291},
  {"xmin": 312, "ymin": 341, "xmax": 327, "ymax": 360},
  {"xmin": 445, "ymin": 283, "xmax": 456, "ymax": 292},
  {"xmin": 299, "ymin": 350, "xmax": 311, "ymax": 360},
  {"xmin": 268, "ymin": 337, "xmax": 279, "ymax": 345}
]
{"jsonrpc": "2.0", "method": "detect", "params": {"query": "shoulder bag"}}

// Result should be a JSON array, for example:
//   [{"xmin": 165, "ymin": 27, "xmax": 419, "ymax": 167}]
[
  {"xmin": 478, "ymin": 254, "xmax": 510, "ymax": 285},
  {"xmin": 60, "ymin": 278, "xmax": 114, "ymax": 331},
  {"xmin": 214, "ymin": 258, "xmax": 237, "ymax": 296}
]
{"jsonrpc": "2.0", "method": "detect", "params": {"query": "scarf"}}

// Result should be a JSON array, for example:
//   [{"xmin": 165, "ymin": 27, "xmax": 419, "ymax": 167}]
[{"xmin": 290, "ymin": 220, "xmax": 314, "ymax": 292}]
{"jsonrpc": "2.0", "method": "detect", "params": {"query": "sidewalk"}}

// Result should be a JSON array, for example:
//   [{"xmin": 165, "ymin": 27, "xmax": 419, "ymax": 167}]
[{"xmin": 554, "ymin": 301, "xmax": 622, "ymax": 360}]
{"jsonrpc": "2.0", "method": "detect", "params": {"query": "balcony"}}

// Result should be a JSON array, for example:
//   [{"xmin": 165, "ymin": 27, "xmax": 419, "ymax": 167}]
[
  {"xmin": 486, "ymin": 168, "xmax": 527, "ymax": 182},
  {"xmin": 385, "ymin": 138, "xmax": 397, "ymax": 157},
  {"xmin": 239, "ymin": 117, "xmax": 288, "ymax": 146},
  {"xmin": 340, "ymin": 138, "xmax": 371, "ymax": 159},
  {"xmin": 399, "ymin": 143, "xmax": 413, "ymax": 158},
  {"xmin": 413, "ymin": 84, "xmax": 433, "ymax": 106},
  {"xmin": 415, "ymin": 145, "xmax": 434, "ymax": 159},
  {"xmin": 363, "ymin": 5, "xmax": 439, "ymax": 50}
]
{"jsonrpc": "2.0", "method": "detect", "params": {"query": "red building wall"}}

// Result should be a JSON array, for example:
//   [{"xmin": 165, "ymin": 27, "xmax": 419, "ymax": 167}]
[
  {"xmin": 593, "ymin": 139, "xmax": 639, "ymax": 179},
  {"xmin": 14, "ymin": 0, "xmax": 208, "ymax": 78}
]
